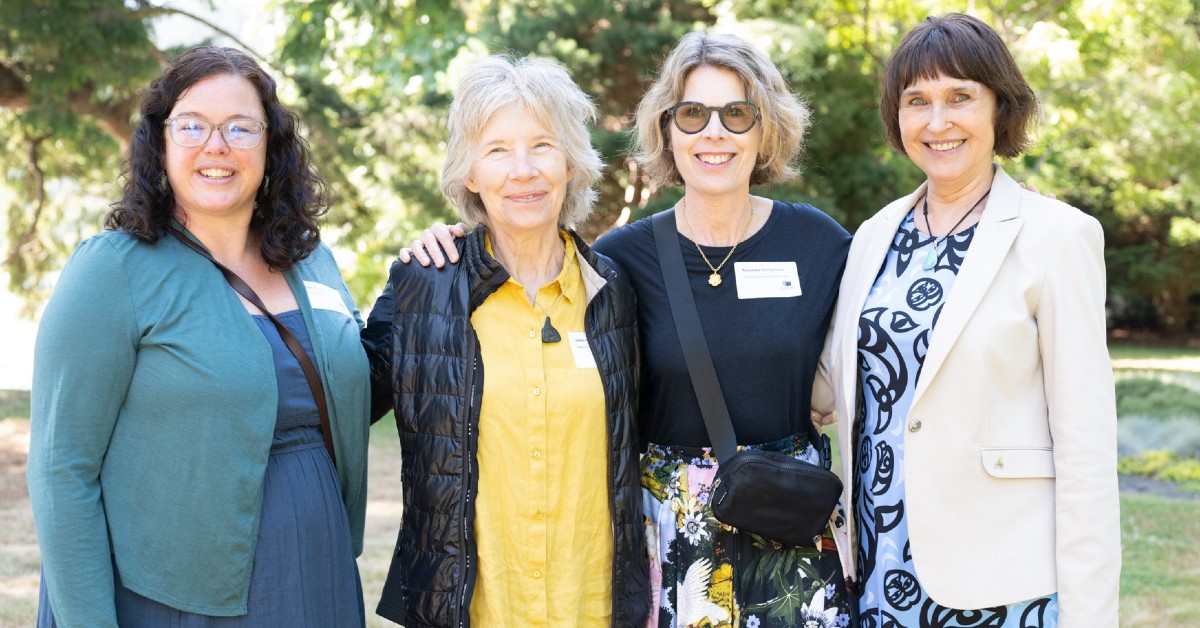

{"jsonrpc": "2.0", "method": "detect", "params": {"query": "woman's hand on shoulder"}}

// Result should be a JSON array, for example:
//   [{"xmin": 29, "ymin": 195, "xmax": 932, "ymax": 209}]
[
  {"xmin": 1018, "ymin": 181, "xmax": 1056, "ymax": 200},
  {"xmin": 398, "ymin": 222, "xmax": 467, "ymax": 268}
]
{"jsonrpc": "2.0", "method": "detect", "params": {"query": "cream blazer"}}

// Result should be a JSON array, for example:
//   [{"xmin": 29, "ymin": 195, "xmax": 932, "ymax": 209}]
[{"xmin": 814, "ymin": 165, "xmax": 1120, "ymax": 625}]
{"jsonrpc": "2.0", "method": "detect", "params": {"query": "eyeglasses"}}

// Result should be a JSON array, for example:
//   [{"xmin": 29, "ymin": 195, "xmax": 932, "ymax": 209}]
[
  {"xmin": 666, "ymin": 101, "xmax": 760, "ymax": 134},
  {"xmin": 164, "ymin": 117, "xmax": 268, "ymax": 149}
]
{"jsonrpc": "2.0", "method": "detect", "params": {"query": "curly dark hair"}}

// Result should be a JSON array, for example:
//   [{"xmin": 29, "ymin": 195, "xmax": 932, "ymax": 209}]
[{"xmin": 106, "ymin": 46, "xmax": 329, "ymax": 270}]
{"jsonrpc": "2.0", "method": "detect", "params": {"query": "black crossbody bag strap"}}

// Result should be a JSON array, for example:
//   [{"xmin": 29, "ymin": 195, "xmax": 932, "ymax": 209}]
[
  {"xmin": 168, "ymin": 226, "xmax": 336, "ymax": 467},
  {"xmin": 652, "ymin": 210, "xmax": 739, "ymax": 462}
]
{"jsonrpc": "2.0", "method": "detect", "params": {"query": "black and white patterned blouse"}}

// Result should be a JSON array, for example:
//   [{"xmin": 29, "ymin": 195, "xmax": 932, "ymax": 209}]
[{"xmin": 853, "ymin": 210, "xmax": 1058, "ymax": 627}]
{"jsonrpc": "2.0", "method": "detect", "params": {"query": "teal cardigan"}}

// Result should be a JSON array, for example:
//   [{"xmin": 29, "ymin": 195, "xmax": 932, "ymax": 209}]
[{"xmin": 26, "ymin": 227, "xmax": 371, "ymax": 626}]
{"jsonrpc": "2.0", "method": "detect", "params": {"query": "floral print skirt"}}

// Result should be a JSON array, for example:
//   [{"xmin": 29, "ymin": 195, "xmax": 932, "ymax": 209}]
[{"xmin": 641, "ymin": 434, "xmax": 853, "ymax": 628}]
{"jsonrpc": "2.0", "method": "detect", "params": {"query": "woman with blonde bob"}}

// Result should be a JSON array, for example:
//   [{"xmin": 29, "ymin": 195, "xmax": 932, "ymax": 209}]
[
  {"xmin": 362, "ymin": 55, "xmax": 649, "ymax": 627},
  {"xmin": 597, "ymin": 30, "xmax": 854, "ymax": 628},
  {"xmin": 401, "ymin": 32, "xmax": 854, "ymax": 628}
]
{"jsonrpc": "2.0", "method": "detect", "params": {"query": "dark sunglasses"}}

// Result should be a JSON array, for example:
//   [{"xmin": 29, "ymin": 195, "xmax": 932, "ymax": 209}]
[{"xmin": 666, "ymin": 101, "xmax": 760, "ymax": 134}]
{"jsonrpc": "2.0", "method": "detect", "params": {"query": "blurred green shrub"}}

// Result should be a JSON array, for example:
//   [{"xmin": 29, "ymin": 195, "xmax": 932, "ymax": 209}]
[
  {"xmin": 1116, "ymin": 377, "xmax": 1200, "ymax": 420},
  {"xmin": 1118, "ymin": 450, "xmax": 1200, "ymax": 492}
]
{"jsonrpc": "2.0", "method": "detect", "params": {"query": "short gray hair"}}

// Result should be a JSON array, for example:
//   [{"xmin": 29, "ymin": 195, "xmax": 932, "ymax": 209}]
[
  {"xmin": 441, "ymin": 55, "xmax": 603, "ymax": 229},
  {"xmin": 633, "ymin": 31, "xmax": 811, "ymax": 187}
]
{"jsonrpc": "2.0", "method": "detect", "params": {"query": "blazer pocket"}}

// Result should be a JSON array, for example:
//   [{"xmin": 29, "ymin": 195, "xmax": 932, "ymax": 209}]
[{"xmin": 980, "ymin": 447, "xmax": 1055, "ymax": 479}]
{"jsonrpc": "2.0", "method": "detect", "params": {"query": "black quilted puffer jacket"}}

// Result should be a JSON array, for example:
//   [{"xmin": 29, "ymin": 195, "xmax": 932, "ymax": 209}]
[{"xmin": 362, "ymin": 226, "xmax": 649, "ymax": 628}]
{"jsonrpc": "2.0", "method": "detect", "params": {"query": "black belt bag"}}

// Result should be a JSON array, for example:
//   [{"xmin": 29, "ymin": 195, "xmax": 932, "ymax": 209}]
[
  {"xmin": 711, "ymin": 444, "xmax": 842, "ymax": 549},
  {"xmin": 653, "ymin": 210, "xmax": 842, "ymax": 550}
]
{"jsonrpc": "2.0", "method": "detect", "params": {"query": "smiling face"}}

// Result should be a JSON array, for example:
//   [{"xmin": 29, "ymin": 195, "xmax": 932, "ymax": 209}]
[
  {"xmin": 670, "ymin": 65, "xmax": 761, "ymax": 200},
  {"xmin": 466, "ymin": 102, "xmax": 572, "ymax": 239},
  {"xmin": 165, "ymin": 73, "xmax": 267, "ymax": 222},
  {"xmin": 898, "ymin": 73, "xmax": 997, "ymax": 191}
]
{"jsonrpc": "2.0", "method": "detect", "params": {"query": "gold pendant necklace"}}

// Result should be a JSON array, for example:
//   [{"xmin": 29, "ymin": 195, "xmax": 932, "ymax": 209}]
[{"xmin": 679, "ymin": 196, "xmax": 754, "ymax": 287}]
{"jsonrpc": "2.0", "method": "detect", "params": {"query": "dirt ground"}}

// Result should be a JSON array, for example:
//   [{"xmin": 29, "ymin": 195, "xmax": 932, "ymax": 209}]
[
  {"xmin": 0, "ymin": 420, "xmax": 39, "ymax": 626},
  {"xmin": 0, "ymin": 420, "xmax": 29, "ymax": 502}
]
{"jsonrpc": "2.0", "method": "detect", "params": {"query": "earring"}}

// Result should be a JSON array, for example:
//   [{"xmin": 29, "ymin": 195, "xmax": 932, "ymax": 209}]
[{"xmin": 159, "ymin": 171, "xmax": 168, "ymax": 191}]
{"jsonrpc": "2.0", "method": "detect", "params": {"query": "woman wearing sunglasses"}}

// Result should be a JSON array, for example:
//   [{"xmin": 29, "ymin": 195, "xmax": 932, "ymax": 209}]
[
  {"xmin": 599, "ymin": 31, "xmax": 853, "ymax": 628},
  {"xmin": 404, "ymin": 32, "xmax": 852, "ymax": 627}
]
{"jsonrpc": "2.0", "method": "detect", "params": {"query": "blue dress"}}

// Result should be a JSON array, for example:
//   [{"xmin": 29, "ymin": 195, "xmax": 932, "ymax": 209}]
[
  {"xmin": 854, "ymin": 211, "xmax": 1058, "ymax": 626},
  {"xmin": 38, "ymin": 310, "xmax": 365, "ymax": 627}
]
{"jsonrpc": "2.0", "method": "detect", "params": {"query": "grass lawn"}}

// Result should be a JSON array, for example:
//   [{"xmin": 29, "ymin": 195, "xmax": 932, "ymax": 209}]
[
  {"xmin": 1110, "ymin": 342, "xmax": 1200, "ymax": 362},
  {"xmin": 1119, "ymin": 492, "xmax": 1200, "ymax": 624}
]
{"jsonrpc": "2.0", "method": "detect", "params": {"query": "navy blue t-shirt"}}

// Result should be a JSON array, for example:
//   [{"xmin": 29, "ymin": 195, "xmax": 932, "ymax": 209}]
[{"xmin": 592, "ymin": 200, "xmax": 851, "ymax": 448}]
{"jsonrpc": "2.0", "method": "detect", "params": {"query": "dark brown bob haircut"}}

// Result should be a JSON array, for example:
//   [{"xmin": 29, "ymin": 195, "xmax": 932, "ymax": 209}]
[
  {"xmin": 880, "ymin": 13, "xmax": 1039, "ymax": 159},
  {"xmin": 106, "ymin": 46, "xmax": 329, "ymax": 270}
]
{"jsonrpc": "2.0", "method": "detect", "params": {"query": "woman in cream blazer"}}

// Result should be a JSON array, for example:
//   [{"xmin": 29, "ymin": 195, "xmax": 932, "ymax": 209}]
[{"xmin": 814, "ymin": 14, "xmax": 1119, "ymax": 627}]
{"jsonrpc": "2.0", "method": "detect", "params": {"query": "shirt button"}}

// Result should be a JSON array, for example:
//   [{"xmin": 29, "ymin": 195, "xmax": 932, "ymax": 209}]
[
  {"xmin": 532, "ymin": 449, "xmax": 542, "ymax": 459},
  {"xmin": 532, "ymin": 569, "xmax": 542, "ymax": 578},
  {"xmin": 533, "ymin": 509, "xmax": 543, "ymax": 519},
  {"xmin": 908, "ymin": 420, "xmax": 922, "ymax": 432},
  {"xmin": 528, "ymin": 330, "xmax": 536, "ymax": 338},
  {"xmin": 532, "ymin": 386, "xmax": 541, "ymax": 396}
]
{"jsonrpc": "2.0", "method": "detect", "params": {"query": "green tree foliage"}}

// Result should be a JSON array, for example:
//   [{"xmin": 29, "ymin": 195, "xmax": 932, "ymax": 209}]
[
  {"xmin": 272, "ymin": 0, "xmax": 477, "ymax": 298},
  {"xmin": 0, "ymin": 0, "xmax": 160, "ymax": 309},
  {"xmin": 1, "ymin": 0, "xmax": 1197, "ymax": 333},
  {"xmin": 1008, "ymin": 1, "xmax": 1200, "ymax": 333},
  {"xmin": 472, "ymin": 0, "xmax": 716, "ymax": 236},
  {"xmin": 0, "ymin": 0, "xmax": 397, "ymax": 305}
]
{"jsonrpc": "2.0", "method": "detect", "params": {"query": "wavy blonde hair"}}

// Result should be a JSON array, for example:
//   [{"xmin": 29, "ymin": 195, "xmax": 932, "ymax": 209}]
[
  {"xmin": 441, "ymin": 55, "xmax": 603, "ymax": 228},
  {"xmin": 633, "ymin": 31, "xmax": 811, "ymax": 187}
]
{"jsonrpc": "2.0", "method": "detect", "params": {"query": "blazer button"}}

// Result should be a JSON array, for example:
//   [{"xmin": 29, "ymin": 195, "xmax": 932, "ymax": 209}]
[{"xmin": 908, "ymin": 420, "xmax": 922, "ymax": 432}]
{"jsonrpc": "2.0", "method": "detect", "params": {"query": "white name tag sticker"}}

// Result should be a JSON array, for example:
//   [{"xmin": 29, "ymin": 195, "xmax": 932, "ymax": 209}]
[
  {"xmin": 568, "ymin": 332, "xmax": 598, "ymax": 369},
  {"xmin": 733, "ymin": 262, "xmax": 802, "ymax": 299},
  {"xmin": 304, "ymin": 281, "xmax": 352, "ymax": 317}
]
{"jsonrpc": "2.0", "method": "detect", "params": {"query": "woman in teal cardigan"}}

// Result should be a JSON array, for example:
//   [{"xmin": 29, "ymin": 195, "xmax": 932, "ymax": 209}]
[{"xmin": 26, "ymin": 47, "xmax": 371, "ymax": 627}]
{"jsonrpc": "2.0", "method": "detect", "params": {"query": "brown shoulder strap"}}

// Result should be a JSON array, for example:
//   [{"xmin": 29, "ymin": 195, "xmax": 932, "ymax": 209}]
[{"xmin": 168, "ymin": 226, "xmax": 336, "ymax": 467}]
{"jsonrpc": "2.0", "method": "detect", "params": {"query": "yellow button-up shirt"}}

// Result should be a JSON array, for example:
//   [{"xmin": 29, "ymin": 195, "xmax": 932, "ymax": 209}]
[{"xmin": 469, "ymin": 234, "xmax": 613, "ymax": 628}]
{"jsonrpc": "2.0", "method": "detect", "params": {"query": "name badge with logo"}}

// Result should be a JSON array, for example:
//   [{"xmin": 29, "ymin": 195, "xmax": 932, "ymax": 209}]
[{"xmin": 733, "ymin": 262, "xmax": 802, "ymax": 299}]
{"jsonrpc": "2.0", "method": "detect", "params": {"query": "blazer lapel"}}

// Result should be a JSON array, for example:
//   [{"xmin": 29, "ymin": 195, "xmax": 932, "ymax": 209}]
[
  {"xmin": 911, "ymin": 166, "xmax": 1025, "ymax": 404},
  {"xmin": 837, "ymin": 186, "xmax": 926, "ymax": 413}
]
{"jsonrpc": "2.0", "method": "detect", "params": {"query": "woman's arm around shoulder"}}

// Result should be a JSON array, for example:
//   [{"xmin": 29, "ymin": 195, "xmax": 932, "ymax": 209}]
[
  {"xmin": 361, "ymin": 257, "xmax": 405, "ymax": 423},
  {"xmin": 361, "ymin": 242, "xmax": 466, "ymax": 421}
]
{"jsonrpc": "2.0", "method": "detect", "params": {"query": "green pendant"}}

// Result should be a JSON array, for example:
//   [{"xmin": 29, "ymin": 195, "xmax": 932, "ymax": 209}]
[{"xmin": 922, "ymin": 248, "xmax": 938, "ymax": 271}]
